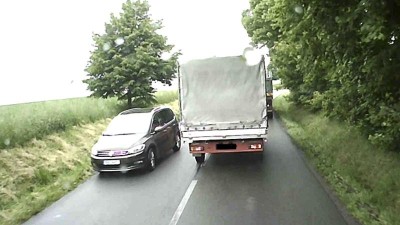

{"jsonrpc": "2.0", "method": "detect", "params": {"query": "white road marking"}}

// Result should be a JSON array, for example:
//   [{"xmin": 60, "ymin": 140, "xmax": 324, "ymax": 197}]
[{"xmin": 168, "ymin": 180, "xmax": 198, "ymax": 225}]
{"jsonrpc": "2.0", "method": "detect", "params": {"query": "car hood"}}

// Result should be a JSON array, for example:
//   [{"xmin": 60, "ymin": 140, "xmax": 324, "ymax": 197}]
[{"xmin": 93, "ymin": 133, "xmax": 147, "ymax": 151}]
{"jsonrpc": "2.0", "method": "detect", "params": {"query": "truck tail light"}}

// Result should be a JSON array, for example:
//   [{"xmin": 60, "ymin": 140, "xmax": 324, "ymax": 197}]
[
  {"xmin": 191, "ymin": 146, "xmax": 204, "ymax": 151},
  {"xmin": 249, "ymin": 144, "xmax": 262, "ymax": 149}
]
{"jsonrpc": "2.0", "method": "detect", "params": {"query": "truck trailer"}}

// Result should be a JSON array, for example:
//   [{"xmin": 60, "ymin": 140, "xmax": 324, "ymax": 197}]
[{"xmin": 178, "ymin": 55, "xmax": 268, "ymax": 163}]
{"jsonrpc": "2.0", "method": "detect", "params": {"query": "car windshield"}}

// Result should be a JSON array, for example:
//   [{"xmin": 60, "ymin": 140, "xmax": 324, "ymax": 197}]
[{"xmin": 103, "ymin": 113, "xmax": 152, "ymax": 136}]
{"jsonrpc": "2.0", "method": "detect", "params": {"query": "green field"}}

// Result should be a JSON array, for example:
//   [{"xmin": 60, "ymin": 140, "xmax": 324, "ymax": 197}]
[
  {"xmin": 0, "ymin": 97, "xmax": 121, "ymax": 149},
  {"xmin": 154, "ymin": 90, "xmax": 178, "ymax": 105},
  {"xmin": 274, "ymin": 95, "xmax": 400, "ymax": 225}
]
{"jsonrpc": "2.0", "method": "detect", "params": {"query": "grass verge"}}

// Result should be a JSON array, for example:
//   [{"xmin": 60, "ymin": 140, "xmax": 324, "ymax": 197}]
[
  {"xmin": 274, "ymin": 95, "xmax": 400, "ymax": 225},
  {"xmin": 0, "ymin": 119, "xmax": 111, "ymax": 225},
  {"xmin": 154, "ymin": 90, "xmax": 178, "ymax": 105}
]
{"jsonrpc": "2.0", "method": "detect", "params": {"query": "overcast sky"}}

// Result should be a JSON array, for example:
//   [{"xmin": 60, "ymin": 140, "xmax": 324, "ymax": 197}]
[{"xmin": 0, "ymin": 0, "xmax": 252, "ymax": 105}]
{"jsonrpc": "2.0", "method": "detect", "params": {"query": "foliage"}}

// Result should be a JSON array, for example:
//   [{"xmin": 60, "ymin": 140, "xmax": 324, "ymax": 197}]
[
  {"xmin": 84, "ymin": 0, "xmax": 180, "ymax": 108},
  {"xmin": 275, "ymin": 96, "xmax": 400, "ymax": 225},
  {"xmin": 243, "ymin": 0, "xmax": 400, "ymax": 151},
  {"xmin": 0, "ymin": 97, "xmax": 121, "ymax": 149}
]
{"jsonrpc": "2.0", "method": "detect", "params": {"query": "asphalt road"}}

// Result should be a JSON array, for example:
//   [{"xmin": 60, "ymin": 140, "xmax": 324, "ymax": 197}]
[{"xmin": 25, "ymin": 118, "xmax": 352, "ymax": 225}]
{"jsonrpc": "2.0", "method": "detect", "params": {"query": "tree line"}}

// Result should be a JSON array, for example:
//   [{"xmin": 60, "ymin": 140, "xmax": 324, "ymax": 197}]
[{"xmin": 243, "ymin": 0, "xmax": 400, "ymax": 151}]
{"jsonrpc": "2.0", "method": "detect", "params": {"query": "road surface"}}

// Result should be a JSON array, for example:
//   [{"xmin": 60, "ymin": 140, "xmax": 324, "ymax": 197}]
[{"xmin": 25, "ymin": 118, "xmax": 355, "ymax": 225}]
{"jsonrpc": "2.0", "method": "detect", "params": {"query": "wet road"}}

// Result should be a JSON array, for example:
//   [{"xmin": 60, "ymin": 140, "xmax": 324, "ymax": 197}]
[{"xmin": 25, "ymin": 118, "xmax": 352, "ymax": 225}]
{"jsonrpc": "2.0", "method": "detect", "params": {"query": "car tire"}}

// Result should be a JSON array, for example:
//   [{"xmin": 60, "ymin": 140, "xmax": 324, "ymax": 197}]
[
  {"xmin": 173, "ymin": 133, "xmax": 181, "ymax": 152},
  {"xmin": 98, "ymin": 171, "xmax": 106, "ymax": 177},
  {"xmin": 195, "ymin": 154, "xmax": 205, "ymax": 164},
  {"xmin": 147, "ymin": 148, "xmax": 156, "ymax": 171}
]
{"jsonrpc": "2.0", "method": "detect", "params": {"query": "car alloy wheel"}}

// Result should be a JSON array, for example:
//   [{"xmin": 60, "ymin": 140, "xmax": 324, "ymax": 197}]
[
  {"xmin": 173, "ymin": 133, "xmax": 181, "ymax": 152},
  {"xmin": 148, "ymin": 148, "xmax": 156, "ymax": 171}
]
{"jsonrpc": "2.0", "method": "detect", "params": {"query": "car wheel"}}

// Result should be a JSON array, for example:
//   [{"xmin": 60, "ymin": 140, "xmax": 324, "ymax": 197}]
[
  {"xmin": 195, "ymin": 154, "xmax": 205, "ymax": 164},
  {"xmin": 173, "ymin": 133, "xmax": 181, "ymax": 152},
  {"xmin": 147, "ymin": 148, "xmax": 156, "ymax": 171}
]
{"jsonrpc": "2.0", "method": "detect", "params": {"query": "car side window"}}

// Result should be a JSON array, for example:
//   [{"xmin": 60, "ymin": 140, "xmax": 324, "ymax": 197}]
[
  {"xmin": 167, "ymin": 109, "xmax": 175, "ymax": 121},
  {"xmin": 151, "ymin": 112, "xmax": 164, "ymax": 130},
  {"xmin": 161, "ymin": 109, "xmax": 174, "ymax": 124}
]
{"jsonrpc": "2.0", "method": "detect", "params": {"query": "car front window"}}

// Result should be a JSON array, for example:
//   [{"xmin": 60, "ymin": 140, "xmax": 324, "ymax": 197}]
[{"xmin": 103, "ymin": 113, "xmax": 152, "ymax": 135}]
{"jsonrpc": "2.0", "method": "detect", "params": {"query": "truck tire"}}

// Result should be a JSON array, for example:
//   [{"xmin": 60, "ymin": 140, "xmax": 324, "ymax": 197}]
[
  {"xmin": 195, "ymin": 154, "xmax": 205, "ymax": 163},
  {"xmin": 267, "ymin": 111, "xmax": 274, "ymax": 119}
]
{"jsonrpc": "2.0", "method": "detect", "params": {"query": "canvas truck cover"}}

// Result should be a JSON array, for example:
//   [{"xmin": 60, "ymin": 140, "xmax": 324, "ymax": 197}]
[{"xmin": 179, "ymin": 56, "xmax": 267, "ymax": 127}]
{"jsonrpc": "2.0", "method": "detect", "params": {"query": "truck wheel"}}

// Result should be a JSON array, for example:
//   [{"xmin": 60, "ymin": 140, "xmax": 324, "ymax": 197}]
[
  {"xmin": 267, "ymin": 111, "xmax": 274, "ymax": 119},
  {"xmin": 195, "ymin": 154, "xmax": 205, "ymax": 164}
]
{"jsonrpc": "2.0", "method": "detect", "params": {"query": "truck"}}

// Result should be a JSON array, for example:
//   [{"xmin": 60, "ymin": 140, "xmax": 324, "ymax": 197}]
[{"xmin": 178, "ymin": 55, "xmax": 268, "ymax": 163}]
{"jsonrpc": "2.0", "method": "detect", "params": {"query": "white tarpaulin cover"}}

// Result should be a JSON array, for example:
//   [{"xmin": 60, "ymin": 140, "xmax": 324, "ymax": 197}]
[{"xmin": 179, "ymin": 56, "xmax": 267, "ymax": 126}]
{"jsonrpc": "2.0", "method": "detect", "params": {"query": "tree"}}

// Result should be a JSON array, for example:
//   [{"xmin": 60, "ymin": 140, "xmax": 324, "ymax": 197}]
[
  {"xmin": 84, "ymin": 0, "xmax": 180, "ymax": 108},
  {"xmin": 242, "ymin": 0, "xmax": 400, "ymax": 151}
]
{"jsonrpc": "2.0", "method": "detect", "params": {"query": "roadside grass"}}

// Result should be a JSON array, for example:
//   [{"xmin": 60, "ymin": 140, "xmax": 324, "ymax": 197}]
[
  {"xmin": 274, "ymin": 95, "xmax": 400, "ymax": 225},
  {"xmin": 0, "ymin": 97, "xmax": 122, "ymax": 149},
  {"xmin": 0, "ymin": 119, "xmax": 111, "ymax": 225},
  {"xmin": 154, "ymin": 90, "xmax": 178, "ymax": 105}
]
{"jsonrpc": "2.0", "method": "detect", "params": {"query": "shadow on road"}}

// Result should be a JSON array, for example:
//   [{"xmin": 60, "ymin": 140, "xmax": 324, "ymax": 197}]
[{"xmin": 209, "ymin": 152, "xmax": 264, "ymax": 166}]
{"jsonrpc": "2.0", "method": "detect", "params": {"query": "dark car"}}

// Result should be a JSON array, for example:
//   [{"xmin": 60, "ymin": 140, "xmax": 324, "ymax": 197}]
[{"xmin": 90, "ymin": 106, "xmax": 181, "ymax": 172}]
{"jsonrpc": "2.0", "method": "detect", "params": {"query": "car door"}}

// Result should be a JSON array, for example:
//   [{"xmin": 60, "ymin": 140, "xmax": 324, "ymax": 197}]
[
  {"xmin": 166, "ymin": 109, "xmax": 179, "ymax": 148},
  {"xmin": 159, "ymin": 109, "xmax": 175, "ymax": 150},
  {"xmin": 150, "ymin": 111, "xmax": 168, "ymax": 155}
]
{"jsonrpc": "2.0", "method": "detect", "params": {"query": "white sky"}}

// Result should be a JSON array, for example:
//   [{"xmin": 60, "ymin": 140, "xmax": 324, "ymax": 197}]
[{"xmin": 0, "ymin": 0, "xmax": 252, "ymax": 106}]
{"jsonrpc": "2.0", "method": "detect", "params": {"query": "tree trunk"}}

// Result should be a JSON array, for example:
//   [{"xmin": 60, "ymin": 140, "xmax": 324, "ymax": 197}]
[{"xmin": 127, "ymin": 90, "xmax": 132, "ymax": 108}]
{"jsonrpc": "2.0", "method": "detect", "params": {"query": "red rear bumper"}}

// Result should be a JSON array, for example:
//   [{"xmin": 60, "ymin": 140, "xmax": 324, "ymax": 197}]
[{"xmin": 189, "ymin": 138, "xmax": 265, "ymax": 154}]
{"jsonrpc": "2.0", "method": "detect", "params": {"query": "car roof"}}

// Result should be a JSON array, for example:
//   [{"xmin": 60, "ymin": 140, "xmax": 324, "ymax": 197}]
[{"xmin": 118, "ymin": 106, "xmax": 171, "ymax": 115}]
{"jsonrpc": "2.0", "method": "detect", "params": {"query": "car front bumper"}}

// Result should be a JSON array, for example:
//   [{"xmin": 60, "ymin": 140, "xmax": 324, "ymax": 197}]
[{"xmin": 91, "ymin": 153, "xmax": 147, "ymax": 172}]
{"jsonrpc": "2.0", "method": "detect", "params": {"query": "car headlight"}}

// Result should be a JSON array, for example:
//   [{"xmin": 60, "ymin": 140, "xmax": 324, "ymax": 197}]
[
  {"xmin": 128, "ymin": 144, "xmax": 145, "ymax": 155},
  {"xmin": 91, "ymin": 148, "xmax": 98, "ymax": 156}
]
